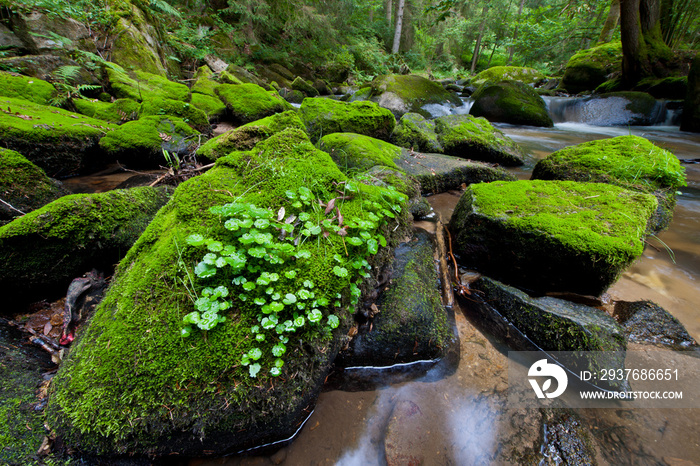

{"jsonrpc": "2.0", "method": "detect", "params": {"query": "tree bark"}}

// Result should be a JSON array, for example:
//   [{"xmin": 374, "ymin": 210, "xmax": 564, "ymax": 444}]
[
  {"xmin": 386, "ymin": 0, "xmax": 392, "ymax": 25},
  {"xmin": 391, "ymin": 0, "xmax": 405, "ymax": 54},
  {"xmin": 598, "ymin": 0, "xmax": 621, "ymax": 43},
  {"xmin": 470, "ymin": 4, "xmax": 489, "ymax": 72}
]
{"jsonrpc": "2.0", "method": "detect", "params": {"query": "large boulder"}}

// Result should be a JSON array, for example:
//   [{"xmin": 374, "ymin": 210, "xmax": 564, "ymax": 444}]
[
  {"xmin": 471, "ymin": 66, "xmax": 546, "ymax": 87},
  {"xmin": 557, "ymin": 92, "xmax": 663, "ymax": 126},
  {"xmin": 531, "ymin": 135, "xmax": 686, "ymax": 232},
  {"xmin": 434, "ymin": 114, "xmax": 525, "ymax": 166},
  {"xmin": 561, "ymin": 41, "xmax": 622, "ymax": 94},
  {"xmin": 108, "ymin": 2, "xmax": 168, "ymax": 75},
  {"xmin": 46, "ymin": 128, "xmax": 412, "ymax": 457},
  {"xmin": 106, "ymin": 68, "xmax": 190, "ymax": 102},
  {"xmin": 72, "ymin": 98, "xmax": 141, "ymax": 124},
  {"xmin": 0, "ymin": 71, "xmax": 56, "ymax": 104},
  {"xmin": 0, "ymin": 187, "xmax": 171, "ymax": 307},
  {"xmin": 681, "ymin": 53, "xmax": 700, "ymax": 133},
  {"xmin": 299, "ymin": 98, "xmax": 396, "ymax": 142},
  {"xmin": 470, "ymin": 81, "xmax": 553, "ymax": 127},
  {"xmin": 391, "ymin": 112, "xmax": 443, "ymax": 153},
  {"xmin": 197, "ymin": 110, "xmax": 306, "ymax": 163},
  {"xmin": 0, "ymin": 96, "xmax": 116, "ymax": 177},
  {"xmin": 139, "ymin": 97, "xmax": 211, "ymax": 134},
  {"xmin": 449, "ymin": 180, "xmax": 657, "ymax": 296},
  {"xmin": 319, "ymin": 132, "xmax": 514, "ymax": 195},
  {"xmin": 215, "ymin": 83, "xmax": 292, "ymax": 124},
  {"xmin": 369, "ymin": 74, "xmax": 464, "ymax": 118},
  {"xmin": 0, "ymin": 148, "xmax": 68, "ymax": 223}
]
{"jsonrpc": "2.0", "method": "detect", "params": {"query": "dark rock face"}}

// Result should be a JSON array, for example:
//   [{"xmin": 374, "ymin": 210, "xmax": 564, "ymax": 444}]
[
  {"xmin": 681, "ymin": 54, "xmax": 700, "ymax": 133},
  {"xmin": 614, "ymin": 300, "xmax": 698, "ymax": 349},
  {"xmin": 470, "ymin": 81, "xmax": 553, "ymax": 127}
]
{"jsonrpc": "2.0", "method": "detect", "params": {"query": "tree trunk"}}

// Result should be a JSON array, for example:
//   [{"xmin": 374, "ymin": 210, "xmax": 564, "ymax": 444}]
[
  {"xmin": 620, "ymin": 0, "xmax": 644, "ymax": 85},
  {"xmin": 470, "ymin": 4, "xmax": 489, "ymax": 72},
  {"xmin": 598, "ymin": 0, "xmax": 621, "ymax": 43},
  {"xmin": 508, "ymin": 0, "xmax": 526, "ymax": 64},
  {"xmin": 620, "ymin": 0, "xmax": 672, "ymax": 86},
  {"xmin": 386, "ymin": 0, "xmax": 392, "ymax": 25},
  {"xmin": 391, "ymin": 0, "xmax": 405, "ymax": 54}
]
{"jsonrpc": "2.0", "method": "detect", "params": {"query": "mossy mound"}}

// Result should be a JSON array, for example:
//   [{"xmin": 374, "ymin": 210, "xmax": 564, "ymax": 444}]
[
  {"xmin": 0, "ymin": 148, "xmax": 68, "ymax": 223},
  {"xmin": 215, "ymin": 83, "xmax": 292, "ymax": 124},
  {"xmin": 106, "ymin": 67, "xmax": 190, "ymax": 102},
  {"xmin": 196, "ymin": 110, "xmax": 306, "ymax": 163},
  {"xmin": 109, "ymin": 8, "xmax": 167, "ymax": 76},
  {"xmin": 634, "ymin": 76, "xmax": 688, "ymax": 100},
  {"xmin": 73, "ymin": 98, "xmax": 141, "ymax": 124},
  {"xmin": 191, "ymin": 65, "xmax": 220, "ymax": 97},
  {"xmin": 0, "ymin": 71, "xmax": 56, "ymax": 105},
  {"xmin": 0, "ymin": 96, "xmax": 116, "ymax": 177},
  {"xmin": 471, "ymin": 66, "xmax": 546, "ymax": 87},
  {"xmin": 319, "ymin": 132, "xmax": 401, "ymax": 173},
  {"xmin": 561, "ymin": 41, "xmax": 622, "ymax": 94},
  {"xmin": 337, "ymin": 231, "xmax": 454, "ymax": 366},
  {"xmin": 0, "ymin": 186, "xmax": 171, "ymax": 307},
  {"xmin": 46, "ymin": 128, "xmax": 411, "ymax": 456},
  {"xmin": 434, "ymin": 114, "xmax": 525, "ymax": 166},
  {"xmin": 449, "ymin": 180, "xmax": 657, "ymax": 296},
  {"xmin": 471, "ymin": 81, "xmax": 553, "ymax": 127},
  {"xmin": 682, "ymin": 54, "xmax": 700, "ymax": 133},
  {"xmin": 470, "ymin": 276, "xmax": 626, "ymax": 390},
  {"xmin": 98, "ymin": 115, "xmax": 199, "ymax": 168},
  {"xmin": 299, "ymin": 98, "xmax": 396, "ymax": 142},
  {"xmin": 369, "ymin": 74, "xmax": 463, "ymax": 118},
  {"xmin": 391, "ymin": 112, "xmax": 443, "ymax": 153},
  {"xmin": 189, "ymin": 92, "xmax": 227, "ymax": 120},
  {"xmin": 531, "ymin": 135, "xmax": 686, "ymax": 232},
  {"xmin": 291, "ymin": 76, "xmax": 319, "ymax": 97},
  {"xmin": 139, "ymin": 97, "xmax": 211, "ymax": 133}
]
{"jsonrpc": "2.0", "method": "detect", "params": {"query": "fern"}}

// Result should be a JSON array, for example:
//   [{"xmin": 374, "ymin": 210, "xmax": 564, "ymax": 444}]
[
  {"xmin": 53, "ymin": 65, "xmax": 82, "ymax": 84},
  {"xmin": 148, "ymin": 0, "xmax": 182, "ymax": 19}
]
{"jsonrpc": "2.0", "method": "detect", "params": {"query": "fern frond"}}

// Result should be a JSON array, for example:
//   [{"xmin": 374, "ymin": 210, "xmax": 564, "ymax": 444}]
[
  {"xmin": 148, "ymin": 0, "xmax": 182, "ymax": 19},
  {"xmin": 53, "ymin": 65, "xmax": 82, "ymax": 84},
  {"xmin": 77, "ymin": 84, "xmax": 102, "ymax": 92}
]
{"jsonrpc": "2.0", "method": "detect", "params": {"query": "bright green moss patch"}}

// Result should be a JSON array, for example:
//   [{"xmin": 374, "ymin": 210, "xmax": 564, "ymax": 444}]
[
  {"xmin": 139, "ymin": 97, "xmax": 211, "ymax": 133},
  {"xmin": 319, "ymin": 132, "xmax": 401, "ymax": 173},
  {"xmin": 0, "ymin": 71, "xmax": 56, "ymax": 105},
  {"xmin": 215, "ymin": 83, "xmax": 293, "ymax": 124},
  {"xmin": 134, "ymin": 70, "xmax": 190, "ymax": 101},
  {"xmin": 471, "ymin": 80, "xmax": 553, "ymax": 127},
  {"xmin": 106, "ymin": 67, "xmax": 190, "ymax": 102},
  {"xmin": 391, "ymin": 112, "xmax": 443, "ymax": 153},
  {"xmin": 562, "ymin": 41, "xmax": 622, "ymax": 93},
  {"xmin": 196, "ymin": 110, "xmax": 305, "ymax": 163},
  {"xmin": 370, "ymin": 74, "xmax": 462, "ymax": 117},
  {"xmin": 191, "ymin": 65, "xmax": 220, "ymax": 96},
  {"xmin": 299, "ymin": 97, "xmax": 396, "ymax": 142},
  {"xmin": 73, "ymin": 98, "xmax": 141, "ymax": 124},
  {"xmin": 189, "ymin": 93, "xmax": 227, "ymax": 120},
  {"xmin": 292, "ymin": 76, "xmax": 319, "ymax": 97},
  {"xmin": 472, "ymin": 66, "xmax": 545, "ymax": 87}
]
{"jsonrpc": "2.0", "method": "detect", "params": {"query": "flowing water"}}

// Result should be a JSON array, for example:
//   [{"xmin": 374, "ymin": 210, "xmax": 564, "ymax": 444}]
[{"xmin": 189, "ymin": 119, "xmax": 700, "ymax": 465}]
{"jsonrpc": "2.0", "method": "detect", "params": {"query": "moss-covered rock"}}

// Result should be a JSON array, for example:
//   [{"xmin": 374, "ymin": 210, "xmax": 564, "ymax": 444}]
[
  {"xmin": 337, "ymin": 231, "xmax": 454, "ymax": 366},
  {"xmin": 291, "ymin": 76, "xmax": 319, "ymax": 97},
  {"xmin": 98, "ymin": 115, "xmax": 199, "ymax": 168},
  {"xmin": 391, "ymin": 112, "xmax": 443, "ymax": 153},
  {"xmin": 191, "ymin": 65, "xmax": 220, "ymax": 97},
  {"xmin": 106, "ymin": 67, "xmax": 190, "ymax": 102},
  {"xmin": 0, "ymin": 186, "xmax": 171, "ymax": 307},
  {"xmin": 299, "ymin": 97, "xmax": 396, "ymax": 142},
  {"xmin": 221, "ymin": 65, "xmax": 268, "ymax": 88},
  {"xmin": 469, "ymin": 276, "xmax": 626, "ymax": 390},
  {"xmin": 139, "ymin": 97, "xmax": 211, "ymax": 133},
  {"xmin": 531, "ymin": 135, "xmax": 686, "ymax": 232},
  {"xmin": 471, "ymin": 66, "xmax": 546, "ymax": 87},
  {"xmin": 434, "ymin": 114, "xmax": 525, "ymax": 166},
  {"xmin": 73, "ymin": 98, "xmax": 141, "ymax": 124},
  {"xmin": 634, "ymin": 76, "xmax": 688, "ymax": 100},
  {"xmin": 215, "ymin": 83, "xmax": 292, "ymax": 124},
  {"xmin": 0, "ymin": 71, "xmax": 56, "ymax": 104},
  {"xmin": 448, "ymin": 180, "xmax": 657, "ymax": 296},
  {"xmin": 369, "ymin": 74, "xmax": 463, "ymax": 118},
  {"xmin": 471, "ymin": 81, "xmax": 553, "ymax": 127},
  {"xmin": 561, "ymin": 41, "xmax": 622, "ymax": 94},
  {"xmin": 189, "ymin": 92, "xmax": 227, "ymax": 120},
  {"xmin": 0, "ymin": 148, "xmax": 68, "ymax": 223},
  {"xmin": 46, "ymin": 128, "xmax": 411, "ymax": 456},
  {"xmin": 319, "ymin": 132, "xmax": 401, "ymax": 172},
  {"xmin": 197, "ymin": 110, "xmax": 306, "ymax": 163},
  {"xmin": 109, "ymin": 6, "xmax": 167, "ymax": 76},
  {"xmin": 0, "ymin": 96, "xmax": 116, "ymax": 177},
  {"xmin": 681, "ymin": 54, "xmax": 700, "ymax": 133}
]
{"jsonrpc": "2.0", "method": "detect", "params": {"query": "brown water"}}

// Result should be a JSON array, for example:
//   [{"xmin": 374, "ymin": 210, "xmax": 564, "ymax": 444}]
[{"xmin": 191, "ymin": 124, "xmax": 700, "ymax": 465}]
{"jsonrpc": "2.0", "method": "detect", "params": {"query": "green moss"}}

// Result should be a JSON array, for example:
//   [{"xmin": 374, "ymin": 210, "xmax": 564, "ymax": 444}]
[
  {"xmin": 215, "ymin": 83, "xmax": 293, "ymax": 124},
  {"xmin": 191, "ymin": 65, "xmax": 219, "ymax": 96},
  {"xmin": 134, "ymin": 70, "xmax": 190, "ymax": 101},
  {"xmin": 139, "ymin": 97, "xmax": 211, "ymax": 133},
  {"xmin": 434, "ymin": 114, "xmax": 525, "ymax": 166},
  {"xmin": 0, "ymin": 96, "xmax": 116, "ymax": 177},
  {"xmin": 0, "ymin": 71, "xmax": 56, "ymax": 105},
  {"xmin": 562, "ymin": 41, "xmax": 622, "ymax": 94},
  {"xmin": 471, "ymin": 80, "xmax": 553, "ymax": 127},
  {"xmin": 319, "ymin": 132, "xmax": 401, "ymax": 173},
  {"xmin": 391, "ymin": 112, "xmax": 443, "ymax": 153},
  {"xmin": 196, "ymin": 110, "xmax": 306, "ymax": 163},
  {"xmin": 189, "ymin": 93, "xmax": 227, "ymax": 120},
  {"xmin": 291, "ymin": 76, "xmax": 319, "ymax": 97},
  {"xmin": 106, "ymin": 67, "xmax": 190, "ymax": 102},
  {"xmin": 471, "ymin": 66, "xmax": 545, "ymax": 87},
  {"xmin": 634, "ymin": 76, "xmax": 687, "ymax": 100},
  {"xmin": 46, "ymin": 128, "xmax": 410, "ymax": 455},
  {"xmin": 73, "ymin": 98, "xmax": 141, "ymax": 124},
  {"xmin": 0, "ymin": 148, "xmax": 67, "ymax": 221},
  {"xmin": 98, "ymin": 115, "xmax": 199, "ymax": 168},
  {"xmin": 110, "ymin": 15, "xmax": 166, "ymax": 76},
  {"xmin": 299, "ymin": 97, "xmax": 396, "ymax": 142},
  {"xmin": 219, "ymin": 69, "xmax": 245, "ymax": 85},
  {"xmin": 370, "ymin": 74, "xmax": 462, "ymax": 117}
]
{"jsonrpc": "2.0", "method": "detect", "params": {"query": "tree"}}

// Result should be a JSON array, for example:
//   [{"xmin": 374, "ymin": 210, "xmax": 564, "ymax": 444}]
[
  {"xmin": 597, "ymin": 0, "xmax": 620, "ymax": 43},
  {"xmin": 470, "ymin": 3, "xmax": 489, "ymax": 72},
  {"xmin": 392, "ymin": 0, "xmax": 406, "ymax": 53}
]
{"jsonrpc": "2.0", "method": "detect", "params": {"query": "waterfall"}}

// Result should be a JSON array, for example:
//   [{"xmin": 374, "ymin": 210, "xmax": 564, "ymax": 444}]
[{"xmin": 543, "ymin": 96, "xmax": 680, "ymax": 126}]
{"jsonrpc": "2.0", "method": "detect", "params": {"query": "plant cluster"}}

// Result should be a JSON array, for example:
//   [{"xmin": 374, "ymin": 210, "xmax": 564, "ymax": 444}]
[{"xmin": 182, "ymin": 182, "xmax": 405, "ymax": 378}]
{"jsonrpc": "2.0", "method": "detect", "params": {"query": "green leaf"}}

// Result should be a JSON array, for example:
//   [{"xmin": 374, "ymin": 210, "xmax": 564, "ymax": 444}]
[
  {"xmin": 308, "ymin": 309, "xmax": 323, "ymax": 323},
  {"xmin": 270, "ymin": 367, "xmax": 282, "ymax": 377},
  {"xmin": 294, "ymin": 315, "xmax": 305, "ymax": 327},
  {"xmin": 274, "ymin": 358, "xmax": 285, "ymax": 368},
  {"xmin": 207, "ymin": 241, "xmax": 223, "ymax": 252},
  {"xmin": 272, "ymin": 343, "xmax": 286, "ymax": 357},
  {"xmin": 194, "ymin": 262, "xmax": 216, "ymax": 278},
  {"xmin": 285, "ymin": 270, "xmax": 298, "ymax": 279},
  {"xmin": 332, "ymin": 266, "xmax": 348, "ymax": 277},
  {"xmin": 303, "ymin": 280, "xmax": 314, "ymax": 288},
  {"xmin": 186, "ymin": 234, "xmax": 205, "ymax": 246},
  {"xmin": 242, "ymin": 281, "xmax": 256, "ymax": 291},
  {"xmin": 286, "ymin": 190, "xmax": 297, "ymax": 199},
  {"xmin": 347, "ymin": 237, "xmax": 363, "ymax": 246},
  {"xmin": 327, "ymin": 314, "xmax": 340, "ymax": 329},
  {"xmin": 249, "ymin": 363, "xmax": 261, "ymax": 378},
  {"xmin": 283, "ymin": 293, "xmax": 297, "ymax": 305},
  {"xmin": 180, "ymin": 326, "xmax": 192, "ymax": 337},
  {"xmin": 254, "ymin": 218, "xmax": 270, "ymax": 229},
  {"xmin": 255, "ymin": 333, "xmax": 265, "ymax": 342},
  {"xmin": 248, "ymin": 348, "xmax": 263, "ymax": 360},
  {"xmin": 367, "ymin": 238, "xmax": 379, "ymax": 254}
]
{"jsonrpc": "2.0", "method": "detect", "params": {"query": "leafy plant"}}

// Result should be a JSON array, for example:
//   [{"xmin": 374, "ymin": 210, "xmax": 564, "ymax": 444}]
[{"xmin": 48, "ymin": 65, "xmax": 101, "ymax": 108}]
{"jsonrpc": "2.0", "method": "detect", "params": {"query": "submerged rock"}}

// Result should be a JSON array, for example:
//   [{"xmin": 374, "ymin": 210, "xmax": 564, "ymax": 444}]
[
  {"xmin": 449, "ymin": 180, "xmax": 657, "ymax": 296},
  {"xmin": 531, "ymin": 135, "xmax": 686, "ymax": 232},
  {"xmin": 470, "ymin": 80, "xmax": 553, "ymax": 127},
  {"xmin": 384, "ymin": 400, "xmax": 427, "ymax": 466},
  {"xmin": 369, "ymin": 74, "xmax": 464, "ymax": 118},
  {"xmin": 0, "ymin": 186, "xmax": 172, "ymax": 308},
  {"xmin": 215, "ymin": 83, "xmax": 292, "ymax": 124},
  {"xmin": 614, "ymin": 300, "xmax": 698, "ymax": 349},
  {"xmin": 561, "ymin": 41, "xmax": 622, "ymax": 94},
  {"xmin": 300, "ymin": 98, "xmax": 396, "ymax": 142}
]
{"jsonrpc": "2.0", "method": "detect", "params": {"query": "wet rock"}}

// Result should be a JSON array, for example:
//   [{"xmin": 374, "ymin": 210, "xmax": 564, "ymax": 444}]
[
  {"xmin": 614, "ymin": 300, "xmax": 698, "ymax": 349},
  {"xmin": 291, "ymin": 76, "xmax": 319, "ymax": 97},
  {"xmin": 300, "ymin": 98, "xmax": 396, "ymax": 142},
  {"xmin": 369, "ymin": 74, "xmax": 464, "ymax": 118},
  {"xmin": 561, "ymin": 41, "xmax": 622, "ymax": 94},
  {"xmin": 215, "ymin": 83, "xmax": 293, "ymax": 124},
  {"xmin": 109, "ymin": 5, "xmax": 168, "ymax": 76},
  {"xmin": 538, "ymin": 410, "xmax": 597, "ymax": 466},
  {"xmin": 562, "ymin": 92, "xmax": 663, "ymax": 126},
  {"xmin": 531, "ymin": 135, "xmax": 687, "ymax": 233},
  {"xmin": 384, "ymin": 400, "xmax": 427, "ymax": 466},
  {"xmin": 337, "ymin": 231, "xmax": 454, "ymax": 367},
  {"xmin": 0, "ymin": 186, "xmax": 172, "ymax": 309},
  {"xmin": 449, "ymin": 180, "xmax": 657, "ymax": 296},
  {"xmin": 471, "ymin": 80, "xmax": 553, "ymax": 127}
]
